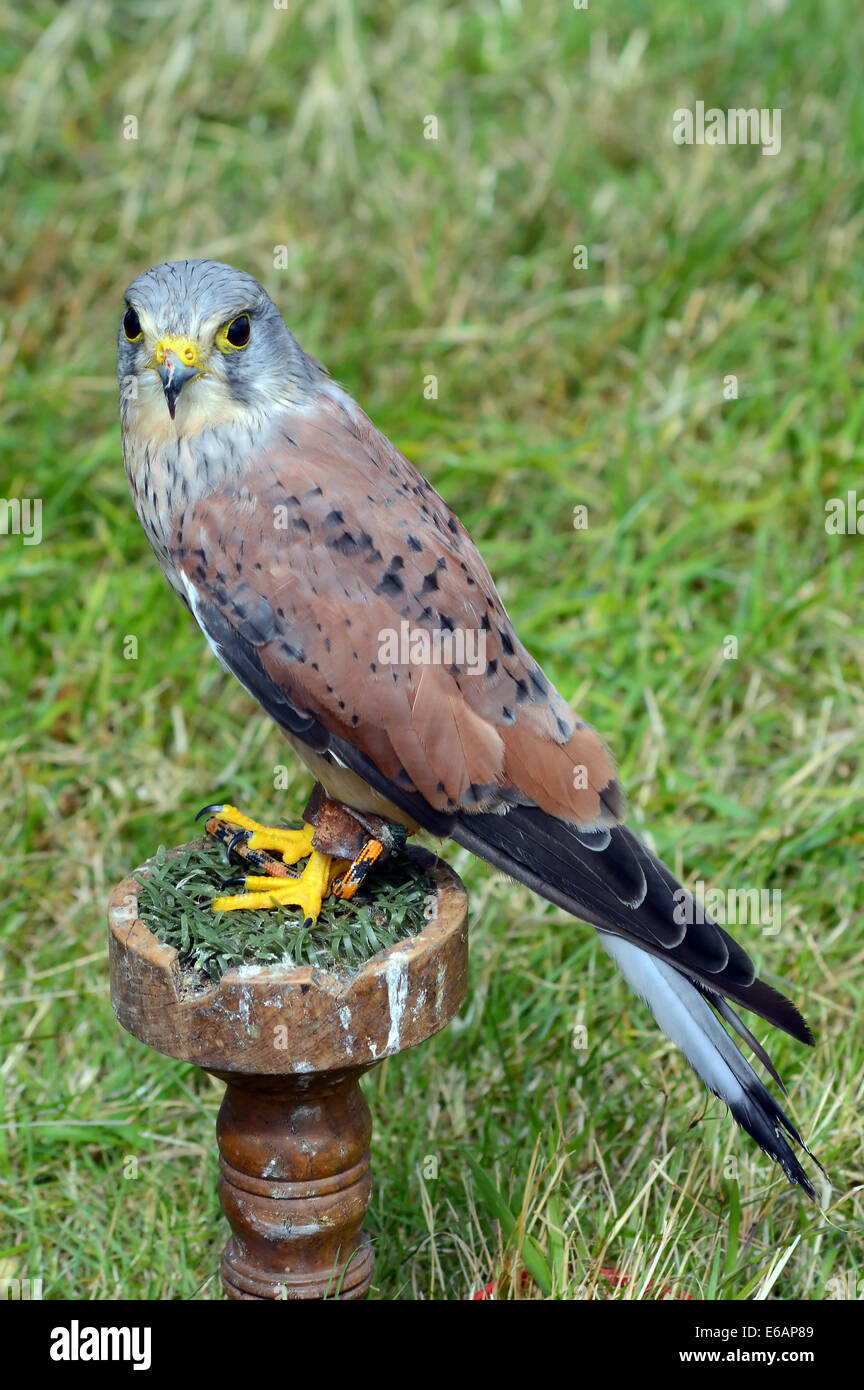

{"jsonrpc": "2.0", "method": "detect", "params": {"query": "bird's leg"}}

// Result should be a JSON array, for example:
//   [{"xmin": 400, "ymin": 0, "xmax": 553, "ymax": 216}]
[
  {"xmin": 196, "ymin": 790, "xmax": 412, "ymax": 923},
  {"xmin": 331, "ymin": 822, "xmax": 408, "ymax": 900},
  {"xmin": 197, "ymin": 802, "xmax": 346, "ymax": 924},
  {"xmin": 213, "ymin": 850, "xmax": 344, "ymax": 922},
  {"xmin": 301, "ymin": 787, "xmax": 410, "ymax": 902},
  {"xmin": 196, "ymin": 803, "xmax": 316, "ymax": 863}
]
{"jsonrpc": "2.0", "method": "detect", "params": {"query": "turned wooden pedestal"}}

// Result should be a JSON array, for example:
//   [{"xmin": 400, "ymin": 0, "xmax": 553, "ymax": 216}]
[{"xmin": 108, "ymin": 843, "xmax": 468, "ymax": 1300}]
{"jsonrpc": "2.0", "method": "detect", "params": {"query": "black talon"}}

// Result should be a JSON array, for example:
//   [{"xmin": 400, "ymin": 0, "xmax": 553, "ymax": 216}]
[
  {"xmin": 196, "ymin": 803, "xmax": 225, "ymax": 822},
  {"xmin": 219, "ymin": 876, "xmax": 247, "ymax": 890},
  {"xmin": 226, "ymin": 829, "xmax": 250, "ymax": 854}
]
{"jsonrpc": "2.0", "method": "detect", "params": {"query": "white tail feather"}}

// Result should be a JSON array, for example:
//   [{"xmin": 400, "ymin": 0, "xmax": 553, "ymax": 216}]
[{"xmin": 598, "ymin": 931, "xmax": 817, "ymax": 1195}]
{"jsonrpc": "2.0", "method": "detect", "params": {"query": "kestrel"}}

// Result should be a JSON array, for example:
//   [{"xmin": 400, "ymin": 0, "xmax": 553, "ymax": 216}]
[{"xmin": 118, "ymin": 260, "xmax": 819, "ymax": 1196}]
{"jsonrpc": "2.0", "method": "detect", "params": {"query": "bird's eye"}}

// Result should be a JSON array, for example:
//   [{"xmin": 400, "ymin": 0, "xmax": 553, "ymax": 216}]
[
  {"xmin": 224, "ymin": 314, "xmax": 251, "ymax": 348},
  {"xmin": 123, "ymin": 307, "xmax": 143, "ymax": 342}
]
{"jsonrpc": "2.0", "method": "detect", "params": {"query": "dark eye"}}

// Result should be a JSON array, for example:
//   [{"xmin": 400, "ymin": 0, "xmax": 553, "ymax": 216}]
[
  {"xmin": 123, "ymin": 306, "xmax": 142, "ymax": 342},
  {"xmin": 225, "ymin": 314, "xmax": 251, "ymax": 348}
]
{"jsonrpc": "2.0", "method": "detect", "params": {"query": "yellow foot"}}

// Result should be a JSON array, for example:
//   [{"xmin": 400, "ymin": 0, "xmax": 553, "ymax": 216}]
[
  {"xmin": 212, "ymin": 849, "xmax": 345, "ymax": 924},
  {"xmin": 198, "ymin": 803, "xmax": 315, "ymax": 864}
]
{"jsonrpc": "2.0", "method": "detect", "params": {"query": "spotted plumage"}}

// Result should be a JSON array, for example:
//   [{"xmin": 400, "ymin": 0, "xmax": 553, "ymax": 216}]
[{"xmin": 118, "ymin": 260, "xmax": 820, "ymax": 1197}]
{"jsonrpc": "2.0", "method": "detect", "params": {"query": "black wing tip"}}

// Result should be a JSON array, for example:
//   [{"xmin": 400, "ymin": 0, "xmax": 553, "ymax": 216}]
[{"xmin": 739, "ymin": 976, "xmax": 816, "ymax": 1048}]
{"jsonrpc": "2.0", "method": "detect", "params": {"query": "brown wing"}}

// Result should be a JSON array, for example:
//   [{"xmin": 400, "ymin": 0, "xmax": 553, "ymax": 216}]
[
  {"xmin": 170, "ymin": 387, "xmax": 623, "ymax": 826},
  {"xmin": 167, "ymin": 383, "xmax": 816, "ymax": 1078}
]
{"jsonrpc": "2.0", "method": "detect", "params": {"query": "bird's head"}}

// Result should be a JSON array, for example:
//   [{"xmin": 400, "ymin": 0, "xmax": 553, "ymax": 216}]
[{"xmin": 117, "ymin": 260, "xmax": 315, "ymax": 436}]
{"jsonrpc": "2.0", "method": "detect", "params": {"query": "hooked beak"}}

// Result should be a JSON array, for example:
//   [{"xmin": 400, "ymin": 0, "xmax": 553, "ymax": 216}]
[
  {"xmin": 156, "ymin": 354, "xmax": 201, "ymax": 419},
  {"xmin": 153, "ymin": 337, "xmax": 203, "ymax": 419}
]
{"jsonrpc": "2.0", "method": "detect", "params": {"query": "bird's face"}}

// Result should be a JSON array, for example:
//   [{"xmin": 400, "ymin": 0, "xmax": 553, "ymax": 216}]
[{"xmin": 118, "ymin": 260, "xmax": 310, "ymax": 439}]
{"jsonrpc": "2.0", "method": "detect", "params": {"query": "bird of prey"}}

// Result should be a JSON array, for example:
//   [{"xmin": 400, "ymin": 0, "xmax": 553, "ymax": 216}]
[{"xmin": 118, "ymin": 259, "xmax": 820, "ymax": 1196}]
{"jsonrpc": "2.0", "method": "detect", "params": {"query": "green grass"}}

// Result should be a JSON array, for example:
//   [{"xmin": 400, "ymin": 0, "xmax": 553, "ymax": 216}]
[
  {"xmin": 133, "ymin": 838, "xmax": 433, "ymax": 980},
  {"xmin": 1, "ymin": 0, "xmax": 862, "ymax": 1300}
]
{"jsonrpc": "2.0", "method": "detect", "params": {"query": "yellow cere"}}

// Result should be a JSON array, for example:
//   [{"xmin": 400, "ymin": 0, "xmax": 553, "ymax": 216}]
[{"xmin": 154, "ymin": 336, "xmax": 200, "ymax": 367}]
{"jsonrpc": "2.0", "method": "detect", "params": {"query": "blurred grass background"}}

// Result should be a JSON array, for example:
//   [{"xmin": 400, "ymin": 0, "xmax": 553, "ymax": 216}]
[{"xmin": 1, "ymin": 0, "xmax": 862, "ymax": 1300}]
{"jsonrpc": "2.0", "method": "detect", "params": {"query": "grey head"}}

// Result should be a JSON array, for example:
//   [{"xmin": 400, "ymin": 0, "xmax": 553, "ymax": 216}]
[{"xmin": 117, "ymin": 259, "xmax": 320, "ymax": 428}]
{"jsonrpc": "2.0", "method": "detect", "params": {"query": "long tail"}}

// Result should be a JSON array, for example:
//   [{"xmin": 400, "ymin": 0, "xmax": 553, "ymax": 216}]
[
  {"xmin": 449, "ymin": 802, "xmax": 820, "ymax": 1197},
  {"xmin": 320, "ymin": 732, "xmax": 820, "ymax": 1194},
  {"xmin": 598, "ymin": 934, "xmax": 819, "ymax": 1196}
]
